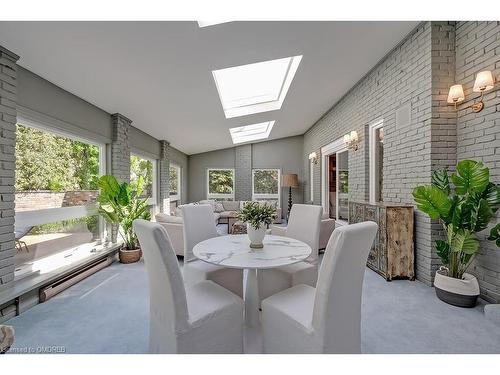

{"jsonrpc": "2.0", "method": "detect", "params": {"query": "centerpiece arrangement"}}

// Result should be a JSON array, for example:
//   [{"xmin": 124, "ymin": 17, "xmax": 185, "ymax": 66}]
[
  {"xmin": 238, "ymin": 201, "xmax": 277, "ymax": 248},
  {"xmin": 96, "ymin": 175, "xmax": 151, "ymax": 263},
  {"xmin": 413, "ymin": 159, "xmax": 499, "ymax": 307}
]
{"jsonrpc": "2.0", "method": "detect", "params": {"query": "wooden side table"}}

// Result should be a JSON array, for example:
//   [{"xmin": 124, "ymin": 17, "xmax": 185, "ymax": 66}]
[{"xmin": 231, "ymin": 220, "xmax": 247, "ymax": 234}]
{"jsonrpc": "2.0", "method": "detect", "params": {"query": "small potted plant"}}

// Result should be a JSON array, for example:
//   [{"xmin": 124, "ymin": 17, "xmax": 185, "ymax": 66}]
[
  {"xmin": 413, "ymin": 160, "xmax": 499, "ymax": 307},
  {"xmin": 97, "ymin": 175, "xmax": 151, "ymax": 263},
  {"xmin": 238, "ymin": 201, "xmax": 277, "ymax": 248}
]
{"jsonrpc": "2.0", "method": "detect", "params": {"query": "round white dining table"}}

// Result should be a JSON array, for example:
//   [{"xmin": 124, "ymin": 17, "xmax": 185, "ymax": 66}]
[{"xmin": 193, "ymin": 234, "xmax": 312, "ymax": 328}]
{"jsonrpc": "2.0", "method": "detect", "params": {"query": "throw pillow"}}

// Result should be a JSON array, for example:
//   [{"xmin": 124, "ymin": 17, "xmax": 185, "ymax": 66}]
[{"xmin": 214, "ymin": 201, "xmax": 224, "ymax": 213}]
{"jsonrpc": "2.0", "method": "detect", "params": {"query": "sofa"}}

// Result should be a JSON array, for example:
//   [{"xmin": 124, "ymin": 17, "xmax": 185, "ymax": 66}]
[{"xmin": 155, "ymin": 199, "xmax": 282, "ymax": 256}]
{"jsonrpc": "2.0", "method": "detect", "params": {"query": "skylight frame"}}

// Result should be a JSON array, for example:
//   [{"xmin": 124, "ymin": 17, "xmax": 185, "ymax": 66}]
[
  {"xmin": 213, "ymin": 55, "xmax": 302, "ymax": 119},
  {"xmin": 229, "ymin": 121, "xmax": 275, "ymax": 145}
]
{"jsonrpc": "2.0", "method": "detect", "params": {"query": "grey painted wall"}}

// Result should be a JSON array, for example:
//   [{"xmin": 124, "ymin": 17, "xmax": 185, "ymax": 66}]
[
  {"xmin": 252, "ymin": 136, "xmax": 304, "ymax": 211},
  {"xmin": 18, "ymin": 67, "xmax": 163, "ymax": 159},
  {"xmin": 187, "ymin": 136, "xmax": 304, "ymax": 217},
  {"xmin": 17, "ymin": 67, "xmax": 113, "ymax": 142},
  {"xmin": 188, "ymin": 147, "xmax": 235, "ymax": 203},
  {"xmin": 129, "ymin": 126, "xmax": 161, "ymax": 159}
]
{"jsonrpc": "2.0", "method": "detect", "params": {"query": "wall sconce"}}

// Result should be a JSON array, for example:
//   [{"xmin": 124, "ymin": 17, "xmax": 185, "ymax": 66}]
[
  {"xmin": 308, "ymin": 152, "xmax": 318, "ymax": 164},
  {"xmin": 447, "ymin": 84, "xmax": 465, "ymax": 109},
  {"xmin": 448, "ymin": 70, "xmax": 497, "ymax": 113},
  {"xmin": 471, "ymin": 70, "xmax": 495, "ymax": 113},
  {"xmin": 343, "ymin": 130, "xmax": 359, "ymax": 151}
]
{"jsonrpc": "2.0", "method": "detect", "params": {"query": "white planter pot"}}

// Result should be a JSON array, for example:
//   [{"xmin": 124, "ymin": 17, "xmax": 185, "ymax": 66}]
[
  {"xmin": 247, "ymin": 224, "xmax": 266, "ymax": 249},
  {"xmin": 434, "ymin": 269, "xmax": 480, "ymax": 308}
]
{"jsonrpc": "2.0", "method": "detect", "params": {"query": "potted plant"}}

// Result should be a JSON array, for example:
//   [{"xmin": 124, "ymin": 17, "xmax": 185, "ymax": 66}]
[
  {"xmin": 97, "ymin": 175, "xmax": 151, "ymax": 263},
  {"xmin": 238, "ymin": 201, "xmax": 277, "ymax": 248},
  {"xmin": 413, "ymin": 160, "xmax": 499, "ymax": 307}
]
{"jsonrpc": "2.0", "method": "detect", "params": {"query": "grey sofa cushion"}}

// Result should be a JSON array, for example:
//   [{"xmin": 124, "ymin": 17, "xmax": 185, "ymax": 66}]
[
  {"xmin": 222, "ymin": 201, "xmax": 240, "ymax": 211},
  {"xmin": 156, "ymin": 213, "xmax": 183, "ymax": 224},
  {"xmin": 219, "ymin": 211, "xmax": 238, "ymax": 218}
]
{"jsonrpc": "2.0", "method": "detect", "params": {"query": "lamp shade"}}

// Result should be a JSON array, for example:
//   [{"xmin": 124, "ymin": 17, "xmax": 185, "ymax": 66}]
[
  {"xmin": 473, "ymin": 71, "xmax": 494, "ymax": 92},
  {"xmin": 447, "ymin": 84, "xmax": 465, "ymax": 104},
  {"xmin": 282, "ymin": 174, "xmax": 299, "ymax": 188}
]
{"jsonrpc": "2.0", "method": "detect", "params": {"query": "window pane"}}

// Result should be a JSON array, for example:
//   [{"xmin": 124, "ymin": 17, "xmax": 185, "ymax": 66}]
[
  {"xmin": 15, "ymin": 124, "xmax": 104, "ymax": 279},
  {"xmin": 14, "ymin": 215, "xmax": 101, "ymax": 278},
  {"xmin": 130, "ymin": 155, "xmax": 154, "ymax": 199},
  {"xmin": 338, "ymin": 151, "xmax": 349, "ymax": 221},
  {"xmin": 169, "ymin": 165, "xmax": 178, "ymax": 196},
  {"xmin": 15, "ymin": 124, "xmax": 100, "ymax": 194},
  {"xmin": 253, "ymin": 170, "xmax": 279, "ymax": 194},
  {"xmin": 208, "ymin": 170, "xmax": 234, "ymax": 194}
]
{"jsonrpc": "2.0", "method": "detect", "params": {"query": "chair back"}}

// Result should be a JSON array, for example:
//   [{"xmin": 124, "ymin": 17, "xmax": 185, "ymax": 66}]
[
  {"xmin": 312, "ymin": 221, "xmax": 378, "ymax": 353},
  {"xmin": 286, "ymin": 204, "xmax": 322, "ymax": 263},
  {"xmin": 182, "ymin": 204, "xmax": 219, "ymax": 262},
  {"xmin": 133, "ymin": 219, "xmax": 189, "ymax": 353}
]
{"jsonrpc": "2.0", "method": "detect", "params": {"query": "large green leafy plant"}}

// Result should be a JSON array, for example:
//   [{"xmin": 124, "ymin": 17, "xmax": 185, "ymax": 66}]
[
  {"xmin": 97, "ymin": 175, "xmax": 151, "ymax": 249},
  {"xmin": 413, "ymin": 160, "xmax": 500, "ymax": 279},
  {"xmin": 238, "ymin": 202, "xmax": 277, "ymax": 230}
]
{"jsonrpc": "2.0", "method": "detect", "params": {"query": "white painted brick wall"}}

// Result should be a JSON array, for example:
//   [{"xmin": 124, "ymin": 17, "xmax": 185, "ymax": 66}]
[
  {"xmin": 159, "ymin": 140, "xmax": 170, "ymax": 213},
  {"xmin": 235, "ymin": 144, "xmax": 252, "ymax": 201},
  {"xmin": 304, "ymin": 22, "xmax": 436, "ymax": 284},
  {"xmin": 455, "ymin": 21, "xmax": 500, "ymax": 302}
]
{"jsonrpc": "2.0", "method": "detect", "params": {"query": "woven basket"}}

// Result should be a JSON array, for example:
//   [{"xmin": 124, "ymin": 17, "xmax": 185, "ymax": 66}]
[{"xmin": 119, "ymin": 248, "xmax": 142, "ymax": 264}]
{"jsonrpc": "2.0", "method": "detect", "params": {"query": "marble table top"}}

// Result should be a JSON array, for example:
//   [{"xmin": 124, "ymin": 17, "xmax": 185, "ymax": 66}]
[{"xmin": 193, "ymin": 234, "xmax": 311, "ymax": 269}]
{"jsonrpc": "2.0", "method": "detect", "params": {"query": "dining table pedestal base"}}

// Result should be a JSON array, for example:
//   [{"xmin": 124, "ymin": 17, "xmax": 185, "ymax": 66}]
[{"xmin": 245, "ymin": 268, "xmax": 260, "ymax": 328}]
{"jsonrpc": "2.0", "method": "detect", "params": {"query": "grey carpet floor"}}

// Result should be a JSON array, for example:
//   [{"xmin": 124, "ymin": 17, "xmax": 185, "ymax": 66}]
[{"xmin": 6, "ymin": 257, "xmax": 500, "ymax": 354}]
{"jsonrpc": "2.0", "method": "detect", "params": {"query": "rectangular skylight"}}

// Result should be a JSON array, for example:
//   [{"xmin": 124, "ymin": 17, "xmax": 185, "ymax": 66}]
[
  {"xmin": 213, "ymin": 55, "xmax": 302, "ymax": 118},
  {"xmin": 229, "ymin": 121, "xmax": 275, "ymax": 144},
  {"xmin": 197, "ymin": 21, "xmax": 232, "ymax": 27}
]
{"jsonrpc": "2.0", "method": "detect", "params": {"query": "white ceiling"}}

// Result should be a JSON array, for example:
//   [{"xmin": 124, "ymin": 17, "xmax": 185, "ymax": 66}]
[{"xmin": 0, "ymin": 21, "xmax": 418, "ymax": 154}]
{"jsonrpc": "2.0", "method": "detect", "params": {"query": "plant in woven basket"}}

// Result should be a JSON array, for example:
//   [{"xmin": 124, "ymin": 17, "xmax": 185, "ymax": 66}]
[
  {"xmin": 412, "ymin": 160, "xmax": 500, "ymax": 279},
  {"xmin": 238, "ymin": 201, "xmax": 277, "ymax": 230},
  {"xmin": 97, "ymin": 175, "xmax": 151, "ymax": 250}
]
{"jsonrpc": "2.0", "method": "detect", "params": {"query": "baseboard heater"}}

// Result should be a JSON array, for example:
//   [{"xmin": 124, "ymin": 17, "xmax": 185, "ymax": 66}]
[{"xmin": 39, "ymin": 256, "xmax": 114, "ymax": 302}]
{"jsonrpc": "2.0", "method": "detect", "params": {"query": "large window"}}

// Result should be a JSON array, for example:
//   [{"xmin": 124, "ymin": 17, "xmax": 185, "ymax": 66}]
[
  {"xmin": 207, "ymin": 168, "xmax": 235, "ymax": 200},
  {"xmin": 369, "ymin": 119, "xmax": 384, "ymax": 202},
  {"xmin": 14, "ymin": 123, "xmax": 105, "ymax": 279},
  {"xmin": 169, "ymin": 163, "xmax": 181, "ymax": 201},
  {"xmin": 130, "ymin": 154, "xmax": 157, "ymax": 206},
  {"xmin": 252, "ymin": 169, "xmax": 280, "ymax": 206}
]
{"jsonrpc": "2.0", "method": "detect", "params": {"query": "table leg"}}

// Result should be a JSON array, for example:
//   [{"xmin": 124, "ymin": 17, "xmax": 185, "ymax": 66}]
[{"xmin": 245, "ymin": 268, "xmax": 260, "ymax": 328}]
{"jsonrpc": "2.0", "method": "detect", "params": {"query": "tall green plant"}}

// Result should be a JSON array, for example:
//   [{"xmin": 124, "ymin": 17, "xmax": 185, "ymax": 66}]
[
  {"xmin": 97, "ymin": 175, "xmax": 151, "ymax": 249},
  {"xmin": 413, "ymin": 160, "xmax": 500, "ymax": 279}
]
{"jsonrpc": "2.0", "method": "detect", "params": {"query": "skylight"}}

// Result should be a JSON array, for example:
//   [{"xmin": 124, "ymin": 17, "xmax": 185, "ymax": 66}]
[
  {"xmin": 213, "ymin": 55, "xmax": 302, "ymax": 118},
  {"xmin": 229, "ymin": 121, "xmax": 275, "ymax": 144},
  {"xmin": 197, "ymin": 21, "xmax": 232, "ymax": 27}
]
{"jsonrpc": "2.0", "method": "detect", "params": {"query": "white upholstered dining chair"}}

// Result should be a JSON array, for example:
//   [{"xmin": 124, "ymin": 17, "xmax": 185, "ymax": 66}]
[
  {"xmin": 133, "ymin": 219, "xmax": 244, "ymax": 353},
  {"xmin": 261, "ymin": 221, "xmax": 378, "ymax": 353},
  {"xmin": 258, "ymin": 204, "xmax": 323, "ymax": 301},
  {"xmin": 182, "ymin": 204, "xmax": 243, "ymax": 297}
]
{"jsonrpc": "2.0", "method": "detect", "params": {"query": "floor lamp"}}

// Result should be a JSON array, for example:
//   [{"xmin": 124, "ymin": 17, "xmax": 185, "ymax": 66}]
[{"xmin": 282, "ymin": 174, "xmax": 299, "ymax": 221}]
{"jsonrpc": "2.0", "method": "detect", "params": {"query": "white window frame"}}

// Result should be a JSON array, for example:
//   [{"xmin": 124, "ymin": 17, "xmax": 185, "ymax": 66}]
[
  {"xmin": 130, "ymin": 153, "xmax": 158, "ymax": 207},
  {"xmin": 320, "ymin": 138, "xmax": 349, "ymax": 225},
  {"xmin": 14, "ymin": 119, "xmax": 107, "ymax": 240},
  {"xmin": 251, "ymin": 168, "xmax": 281, "ymax": 206},
  {"xmin": 369, "ymin": 119, "xmax": 384, "ymax": 203},
  {"xmin": 169, "ymin": 163, "xmax": 182, "ymax": 202},
  {"xmin": 309, "ymin": 159, "xmax": 314, "ymax": 203},
  {"xmin": 207, "ymin": 168, "xmax": 235, "ymax": 200}
]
